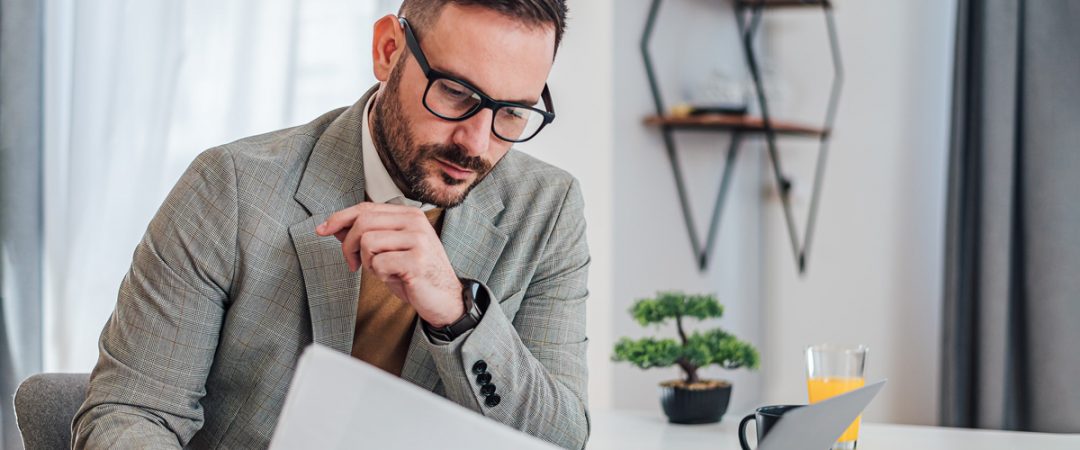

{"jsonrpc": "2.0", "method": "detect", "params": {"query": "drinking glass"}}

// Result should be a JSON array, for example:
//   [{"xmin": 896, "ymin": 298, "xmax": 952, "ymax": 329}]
[{"xmin": 805, "ymin": 344, "xmax": 868, "ymax": 450}]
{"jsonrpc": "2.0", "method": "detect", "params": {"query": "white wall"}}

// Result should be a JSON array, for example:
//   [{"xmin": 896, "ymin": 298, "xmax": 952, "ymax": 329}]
[
  {"xmin": 611, "ymin": 0, "xmax": 765, "ymax": 414},
  {"xmin": 600, "ymin": 0, "xmax": 956, "ymax": 425},
  {"xmin": 759, "ymin": 0, "xmax": 955, "ymax": 425}
]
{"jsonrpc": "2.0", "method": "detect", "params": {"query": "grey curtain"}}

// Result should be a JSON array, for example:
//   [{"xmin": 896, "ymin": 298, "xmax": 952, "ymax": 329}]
[
  {"xmin": 1, "ymin": 0, "xmax": 45, "ymax": 448},
  {"xmin": 941, "ymin": 0, "xmax": 1080, "ymax": 433}
]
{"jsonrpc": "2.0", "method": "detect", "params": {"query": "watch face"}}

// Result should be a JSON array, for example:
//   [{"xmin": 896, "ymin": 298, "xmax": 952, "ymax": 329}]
[
  {"xmin": 467, "ymin": 280, "xmax": 482, "ymax": 299},
  {"xmin": 462, "ymin": 279, "xmax": 490, "ymax": 311}
]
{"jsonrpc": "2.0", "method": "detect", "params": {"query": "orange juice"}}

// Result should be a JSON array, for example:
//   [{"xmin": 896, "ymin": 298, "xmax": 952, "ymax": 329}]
[{"xmin": 807, "ymin": 376, "xmax": 865, "ymax": 442}]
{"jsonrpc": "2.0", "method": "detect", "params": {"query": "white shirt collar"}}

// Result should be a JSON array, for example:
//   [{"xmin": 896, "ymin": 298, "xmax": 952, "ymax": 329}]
[{"xmin": 361, "ymin": 93, "xmax": 436, "ymax": 211}]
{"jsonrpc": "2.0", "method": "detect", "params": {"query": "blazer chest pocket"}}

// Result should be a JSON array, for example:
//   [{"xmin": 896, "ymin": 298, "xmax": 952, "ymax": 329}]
[{"xmin": 497, "ymin": 288, "xmax": 527, "ymax": 321}]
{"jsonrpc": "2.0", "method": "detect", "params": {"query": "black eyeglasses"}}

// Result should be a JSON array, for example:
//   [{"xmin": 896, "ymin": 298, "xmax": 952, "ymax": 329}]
[{"xmin": 398, "ymin": 17, "xmax": 555, "ymax": 143}]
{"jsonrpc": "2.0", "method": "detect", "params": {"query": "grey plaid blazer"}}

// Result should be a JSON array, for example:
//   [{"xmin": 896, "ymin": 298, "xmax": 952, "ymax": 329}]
[{"xmin": 72, "ymin": 87, "xmax": 590, "ymax": 449}]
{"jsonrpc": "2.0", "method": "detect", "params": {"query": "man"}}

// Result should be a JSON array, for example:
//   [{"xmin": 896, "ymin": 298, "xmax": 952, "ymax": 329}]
[{"xmin": 72, "ymin": 1, "xmax": 589, "ymax": 449}]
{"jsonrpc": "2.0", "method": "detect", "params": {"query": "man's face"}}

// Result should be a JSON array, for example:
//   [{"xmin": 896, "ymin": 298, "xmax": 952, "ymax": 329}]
[{"xmin": 371, "ymin": 5, "xmax": 556, "ymax": 208}]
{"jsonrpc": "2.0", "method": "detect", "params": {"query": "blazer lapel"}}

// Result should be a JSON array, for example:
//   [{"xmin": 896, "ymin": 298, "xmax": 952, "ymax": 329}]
[
  {"xmin": 400, "ymin": 176, "xmax": 508, "ymax": 391},
  {"xmin": 440, "ymin": 191, "xmax": 509, "ymax": 283},
  {"xmin": 289, "ymin": 216, "xmax": 358, "ymax": 354},
  {"xmin": 289, "ymin": 86, "xmax": 377, "ymax": 354}
]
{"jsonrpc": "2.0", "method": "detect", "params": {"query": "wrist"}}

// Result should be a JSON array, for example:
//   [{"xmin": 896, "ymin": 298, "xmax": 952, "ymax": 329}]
[
  {"xmin": 422, "ymin": 279, "xmax": 487, "ymax": 341},
  {"xmin": 426, "ymin": 297, "xmax": 466, "ymax": 328}
]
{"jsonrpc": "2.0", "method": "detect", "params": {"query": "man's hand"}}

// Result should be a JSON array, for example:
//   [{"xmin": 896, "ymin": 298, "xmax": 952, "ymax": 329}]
[{"xmin": 315, "ymin": 202, "xmax": 464, "ymax": 327}]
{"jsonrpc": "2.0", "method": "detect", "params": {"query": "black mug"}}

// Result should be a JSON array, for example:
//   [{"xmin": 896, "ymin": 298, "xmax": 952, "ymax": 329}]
[{"xmin": 738, "ymin": 405, "xmax": 804, "ymax": 450}]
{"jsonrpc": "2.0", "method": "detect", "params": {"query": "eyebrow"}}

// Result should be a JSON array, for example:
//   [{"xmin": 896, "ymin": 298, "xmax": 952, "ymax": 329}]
[{"xmin": 434, "ymin": 65, "xmax": 540, "ymax": 106}]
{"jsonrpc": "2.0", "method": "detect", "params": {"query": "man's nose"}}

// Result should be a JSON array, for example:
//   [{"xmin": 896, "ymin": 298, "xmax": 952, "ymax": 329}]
[{"xmin": 452, "ymin": 108, "xmax": 494, "ymax": 157}]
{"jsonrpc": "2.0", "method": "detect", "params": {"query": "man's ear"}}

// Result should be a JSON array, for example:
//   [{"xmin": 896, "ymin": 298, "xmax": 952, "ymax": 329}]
[{"xmin": 372, "ymin": 14, "xmax": 404, "ymax": 82}]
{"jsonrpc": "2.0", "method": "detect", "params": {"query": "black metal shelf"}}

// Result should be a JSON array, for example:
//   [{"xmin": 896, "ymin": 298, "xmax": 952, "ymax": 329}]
[{"xmin": 641, "ymin": 0, "xmax": 843, "ymax": 273}]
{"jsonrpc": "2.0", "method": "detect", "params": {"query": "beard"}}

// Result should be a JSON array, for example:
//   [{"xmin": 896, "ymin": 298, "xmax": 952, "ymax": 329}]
[{"xmin": 369, "ymin": 58, "xmax": 493, "ymax": 208}]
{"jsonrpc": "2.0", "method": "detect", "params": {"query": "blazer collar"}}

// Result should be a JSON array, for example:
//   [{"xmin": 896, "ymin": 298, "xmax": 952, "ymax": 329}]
[
  {"xmin": 293, "ymin": 86, "xmax": 375, "ymax": 215},
  {"xmin": 289, "ymin": 87, "xmax": 374, "ymax": 354},
  {"xmin": 440, "ymin": 173, "xmax": 507, "ymax": 283}
]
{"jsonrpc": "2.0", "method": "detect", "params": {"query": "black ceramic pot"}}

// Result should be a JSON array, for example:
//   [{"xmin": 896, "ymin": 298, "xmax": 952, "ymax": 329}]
[{"xmin": 659, "ymin": 381, "xmax": 733, "ymax": 424}]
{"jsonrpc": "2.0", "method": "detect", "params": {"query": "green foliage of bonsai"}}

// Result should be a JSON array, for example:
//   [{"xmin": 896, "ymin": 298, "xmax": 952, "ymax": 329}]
[{"xmin": 612, "ymin": 292, "xmax": 760, "ymax": 385}]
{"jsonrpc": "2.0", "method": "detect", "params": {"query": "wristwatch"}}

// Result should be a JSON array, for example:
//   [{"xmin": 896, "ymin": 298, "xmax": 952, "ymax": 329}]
[{"xmin": 423, "ymin": 279, "xmax": 489, "ymax": 341}]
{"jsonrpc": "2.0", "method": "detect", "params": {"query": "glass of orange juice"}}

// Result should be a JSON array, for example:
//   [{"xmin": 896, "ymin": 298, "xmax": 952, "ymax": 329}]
[{"xmin": 806, "ymin": 344, "xmax": 868, "ymax": 450}]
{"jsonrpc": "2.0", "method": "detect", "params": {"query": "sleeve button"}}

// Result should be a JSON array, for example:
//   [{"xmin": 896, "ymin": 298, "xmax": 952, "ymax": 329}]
[
  {"xmin": 471, "ymin": 360, "xmax": 488, "ymax": 375},
  {"xmin": 484, "ymin": 394, "xmax": 501, "ymax": 407},
  {"xmin": 480, "ymin": 384, "xmax": 496, "ymax": 396},
  {"xmin": 476, "ymin": 373, "xmax": 492, "ymax": 385}
]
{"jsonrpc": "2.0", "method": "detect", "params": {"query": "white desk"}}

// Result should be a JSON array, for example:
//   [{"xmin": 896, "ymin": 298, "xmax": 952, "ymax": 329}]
[{"xmin": 587, "ymin": 410, "xmax": 1080, "ymax": 450}]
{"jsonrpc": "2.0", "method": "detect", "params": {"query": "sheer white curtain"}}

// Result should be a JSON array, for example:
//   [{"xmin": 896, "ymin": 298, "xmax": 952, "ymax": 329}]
[{"xmin": 43, "ymin": 0, "xmax": 396, "ymax": 372}]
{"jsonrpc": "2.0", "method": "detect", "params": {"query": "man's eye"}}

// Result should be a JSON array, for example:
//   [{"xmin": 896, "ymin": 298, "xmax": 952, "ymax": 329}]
[
  {"xmin": 440, "ymin": 84, "xmax": 469, "ymax": 99},
  {"xmin": 501, "ymin": 108, "xmax": 526, "ymax": 121}
]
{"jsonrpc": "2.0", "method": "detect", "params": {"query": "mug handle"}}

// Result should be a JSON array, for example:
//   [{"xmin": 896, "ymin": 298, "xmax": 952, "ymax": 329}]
[{"xmin": 738, "ymin": 413, "xmax": 756, "ymax": 450}]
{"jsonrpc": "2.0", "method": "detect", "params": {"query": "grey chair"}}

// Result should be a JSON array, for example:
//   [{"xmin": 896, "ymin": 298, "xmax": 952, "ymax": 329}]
[{"xmin": 14, "ymin": 373, "xmax": 90, "ymax": 450}]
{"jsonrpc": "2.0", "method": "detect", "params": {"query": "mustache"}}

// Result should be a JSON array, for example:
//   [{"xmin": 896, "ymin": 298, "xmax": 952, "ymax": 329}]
[{"xmin": 424, "ymin": 143, "xmax": 491, "ymax": 173}]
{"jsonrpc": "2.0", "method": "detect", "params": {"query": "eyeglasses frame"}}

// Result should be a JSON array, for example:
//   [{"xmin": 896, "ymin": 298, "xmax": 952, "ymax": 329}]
[{"xmin": 398, "ymin": 17, "xmax": 556, "ymax": 143}]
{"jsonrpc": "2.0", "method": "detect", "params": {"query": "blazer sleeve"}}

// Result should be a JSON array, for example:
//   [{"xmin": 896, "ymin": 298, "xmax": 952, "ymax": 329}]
[
  {"xmin": 72, "ymin": 147, "xmax": 238, "ymax": 449},
  {"xmin": 419, "ymin": 177, "xmax": 590, "ymax": 450}
]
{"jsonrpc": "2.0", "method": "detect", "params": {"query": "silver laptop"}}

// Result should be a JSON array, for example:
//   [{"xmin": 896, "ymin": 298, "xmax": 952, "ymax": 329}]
[{"xmin": 758, "ymin": 380, "xmax": 887, "ymax": 450}]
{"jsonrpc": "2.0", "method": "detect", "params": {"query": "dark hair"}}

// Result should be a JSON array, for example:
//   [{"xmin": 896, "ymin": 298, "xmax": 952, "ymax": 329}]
[{"xmin": 398, "ymin": 0, "xmax": 568, "ymax": 50}]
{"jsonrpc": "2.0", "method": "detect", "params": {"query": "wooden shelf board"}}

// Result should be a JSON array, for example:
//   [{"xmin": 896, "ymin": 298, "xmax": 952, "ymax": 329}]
[
  {"xmin": 644, "ymin": 114, "xmax": 828, "ymax": 138},
  {"xmin": 736, "ymin": 0, "xmax": 830, "ymax": 8}
]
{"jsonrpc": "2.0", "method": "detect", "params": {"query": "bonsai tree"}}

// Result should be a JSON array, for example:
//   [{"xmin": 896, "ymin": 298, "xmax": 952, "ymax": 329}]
[{"xmin": 613, "ymin": 291, "xmax": 759, "ymax": 386}]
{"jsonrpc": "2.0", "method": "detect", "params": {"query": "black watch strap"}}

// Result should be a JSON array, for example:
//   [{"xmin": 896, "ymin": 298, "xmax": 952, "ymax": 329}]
[{"xmin": 424, "ymin": 279, "xmax": 488, "ymax": 341}]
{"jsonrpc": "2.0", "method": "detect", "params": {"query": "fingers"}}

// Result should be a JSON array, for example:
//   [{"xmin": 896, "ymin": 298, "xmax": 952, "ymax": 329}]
[
  {"xmin": 339, "ymin": 226, "xmax": 427, "ymax": 272},
  {"xmin": 339, "ymin": 226, "xmax": 389, "ymax": 272},
  {"xmin": 341, "ymin": 227, "xmax": 361, "ymax": 272},
  {"xmin": 316, "ymin": 202, "xmax": 421, "ymax": 237},
  {"xmin": 368, "ymin": 251, "xmax": 413, "ymax": 302},
  {"xmin": 316, "ymin": 202, "xmax": 435, "ymax": 272},
  {"xmin": 368, "ymin": 250, "xmax": 412, "ymax": 282},
  {"xmin": 357, "ymin": 230, "xmax": 423, "ymax": 272}
]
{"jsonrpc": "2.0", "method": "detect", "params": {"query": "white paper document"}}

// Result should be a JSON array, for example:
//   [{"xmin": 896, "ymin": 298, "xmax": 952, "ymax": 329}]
[{"xmin": 269, "ymin": 344, "xmax": 558, "ymax": 450}]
